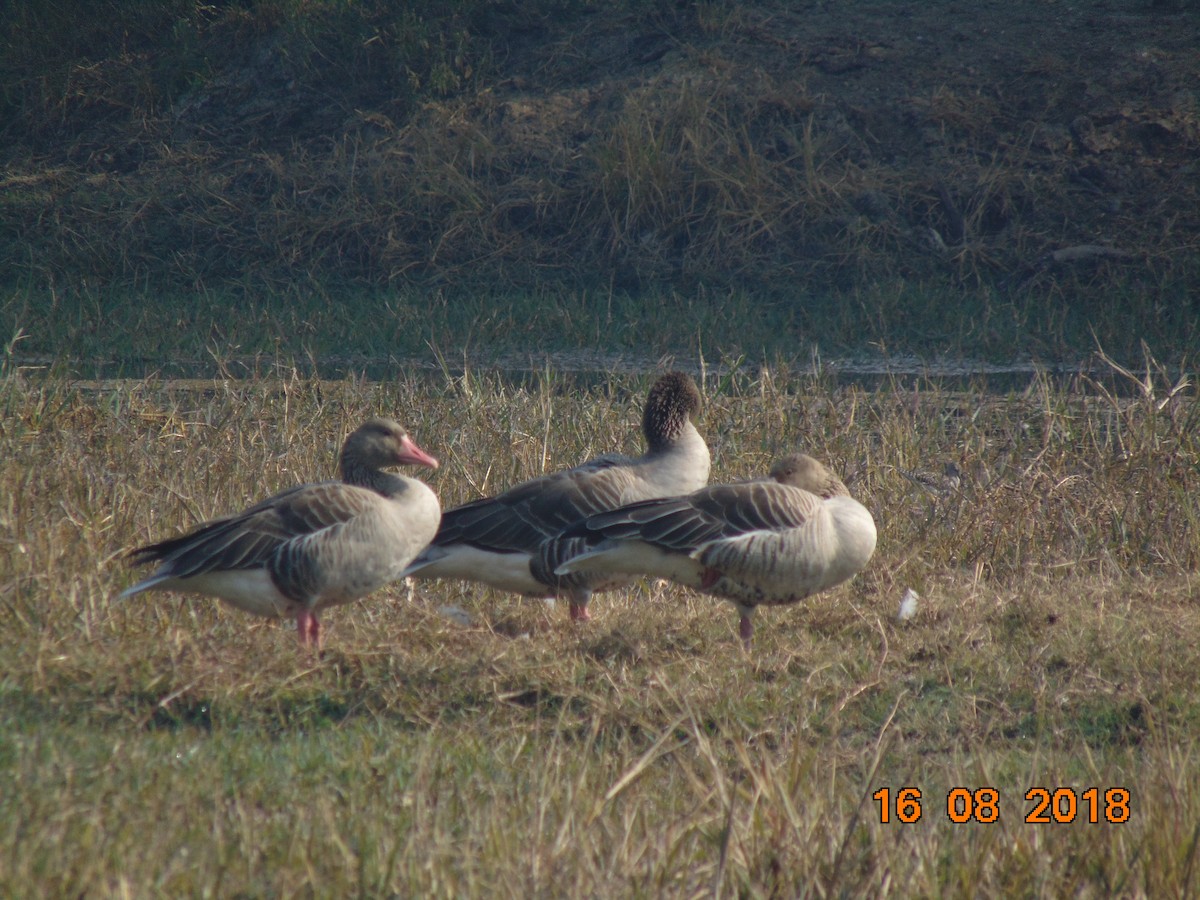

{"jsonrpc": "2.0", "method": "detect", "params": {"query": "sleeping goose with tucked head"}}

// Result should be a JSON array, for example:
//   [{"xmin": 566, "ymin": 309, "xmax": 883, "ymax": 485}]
[
  {"xmin": 119, "ymin": 418, "xmax": 441, "ymax": 648},
  {"xmin": 553, "ymin": 453, "xmax": 877, "ymax": 649},
  {"xmin": 402, "ymin": 372, "xmax": 709, "ymax": 621}
]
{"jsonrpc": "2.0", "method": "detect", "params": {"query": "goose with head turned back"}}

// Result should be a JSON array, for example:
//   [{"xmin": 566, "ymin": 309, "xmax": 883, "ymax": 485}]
[
  {"xmin": 554, "ymin": 453, "xmax": 877, "ymax": 649},
  {"xmin": 119, "ymin": 418, "xmax": 441, "ymax": 648},
  {"xmin": 402, "ymin": 372, "xmax": 709, "ymax": 621}
]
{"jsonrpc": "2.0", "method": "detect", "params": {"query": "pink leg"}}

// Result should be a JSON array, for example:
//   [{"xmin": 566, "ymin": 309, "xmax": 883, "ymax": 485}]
[
  {"xmin": 738, "ymin": 613, "xmax": 754, "ymax": 651},
  {"xmin": 568, "ymin": 589, "xmax": 593, "ymax": 622},
  {"xmin": 296, "ymin": 610, "xmax": 321, "ymax": 647}
]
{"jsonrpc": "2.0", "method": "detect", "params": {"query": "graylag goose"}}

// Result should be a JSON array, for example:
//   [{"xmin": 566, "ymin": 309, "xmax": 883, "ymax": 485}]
[
  {"xmin": 554, "ymin": 453, "xmax": 877, "ymax": 648},
  {"xmin": 402, "ymin": 372, "xmax": 710, "ymax": 621},
  {"xmin": 119, "ymin": 418, "xmax": 440, "ymax": 648}
]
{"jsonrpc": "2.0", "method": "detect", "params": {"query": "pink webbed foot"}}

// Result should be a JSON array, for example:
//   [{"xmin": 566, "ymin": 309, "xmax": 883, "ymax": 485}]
[{"xmin": 569, "ymin": 603, "xmax": 592, "ymax": 622}]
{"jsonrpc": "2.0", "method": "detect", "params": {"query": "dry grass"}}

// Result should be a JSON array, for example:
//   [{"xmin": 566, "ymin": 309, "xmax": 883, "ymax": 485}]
[
  {"xmin": 2, "ymin": 356, "xmax": 1198, "ymax": 896},
  {"xmin": 3, "ymin": 0, "xmax": 1198, "ymax": 323}
]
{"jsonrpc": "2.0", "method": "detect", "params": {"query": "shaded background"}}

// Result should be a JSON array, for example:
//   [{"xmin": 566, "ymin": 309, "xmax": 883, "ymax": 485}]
[{"xmin": 2, "ymin": 0, "xmax": 1197, "ymax": 366}]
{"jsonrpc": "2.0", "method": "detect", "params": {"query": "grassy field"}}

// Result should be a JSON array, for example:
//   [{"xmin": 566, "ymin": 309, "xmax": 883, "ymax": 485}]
[{"xmin": 2, "ymin": 354, "xmax": 1198, "ymax": 896}]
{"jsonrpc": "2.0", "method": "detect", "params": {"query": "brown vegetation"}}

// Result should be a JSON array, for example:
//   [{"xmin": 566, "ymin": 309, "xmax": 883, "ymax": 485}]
[{"xmin": 2, "ymin": 1, "xmax": 1198, "ymax": 298}]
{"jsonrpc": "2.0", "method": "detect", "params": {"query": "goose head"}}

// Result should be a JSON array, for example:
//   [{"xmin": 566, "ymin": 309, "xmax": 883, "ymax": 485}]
[
  {"xmin": 642, "ymin": 372, "xmax": 703, "ymax": 452},
  {"xmin": 769, "ymin": 453, "xmax": 849, "ymax": 499},
  {"xmin": 340, "ymin": 418, "xmax": 439, "ymax": 482}
]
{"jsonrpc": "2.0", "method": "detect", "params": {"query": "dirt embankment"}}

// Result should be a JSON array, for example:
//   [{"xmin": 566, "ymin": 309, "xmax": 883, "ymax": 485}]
[{"xmin": 2, "ymin": 1, "xmax": 1198, "ymax": 296}]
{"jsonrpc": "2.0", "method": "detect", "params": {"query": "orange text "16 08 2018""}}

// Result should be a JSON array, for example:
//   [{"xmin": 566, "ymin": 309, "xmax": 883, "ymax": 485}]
[{"xmin": 872, "ymin": 787, "xmax": 1131, "ymax": 824}]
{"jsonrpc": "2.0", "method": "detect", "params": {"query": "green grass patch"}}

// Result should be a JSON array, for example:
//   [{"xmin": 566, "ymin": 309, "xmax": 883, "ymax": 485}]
[{"xmin": 4, "ymin": 277, "xmax": 1197, "ymax": 378}]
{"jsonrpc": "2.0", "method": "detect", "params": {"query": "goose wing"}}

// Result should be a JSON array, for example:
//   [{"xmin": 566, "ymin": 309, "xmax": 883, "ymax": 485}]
[
  {"xmin": 575, "ymin": 481, "xmax": 822, "ymax": 553},
  {"xmin": 431, "ymin": 456, "xmax": 638, "ymax": 553},
  {"xmin": 128, "ymin": 482, "xmax": 381, "ymax": 578}
]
